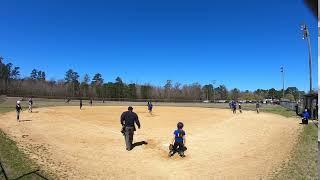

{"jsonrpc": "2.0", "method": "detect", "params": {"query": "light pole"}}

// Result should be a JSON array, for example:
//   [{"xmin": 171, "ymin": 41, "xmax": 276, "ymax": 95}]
[
  {"xmin": 301, "ymin": 24, "xmax": 313, "ymax": 93},
  {"xmin": 280, "ymin": 66, "xmax": 285, "ymax": 98}
]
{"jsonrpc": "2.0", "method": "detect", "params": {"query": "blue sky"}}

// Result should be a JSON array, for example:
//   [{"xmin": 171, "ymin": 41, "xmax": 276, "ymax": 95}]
[{"xmin": 0, "ymin": 0, "xmax": 317, "ymax": 91}]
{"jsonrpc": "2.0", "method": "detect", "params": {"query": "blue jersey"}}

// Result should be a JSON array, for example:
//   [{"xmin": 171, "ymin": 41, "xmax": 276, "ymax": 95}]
[
  {"xmin": 232, "ymin": 102, "xmax": 236, "ymax": 108},
  {"xmin": 303, "ymin": 111, "xmax": 310, "ymax": 119},
  {"xmin": 174, "ymin": 129, "xmax": 185, "ymax": 143}
]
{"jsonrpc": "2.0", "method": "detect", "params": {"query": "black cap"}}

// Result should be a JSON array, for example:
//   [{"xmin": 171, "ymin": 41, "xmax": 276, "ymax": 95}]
[{"xmin": 128, "ymin": 106, "xmax": 133, "ymax": 111}]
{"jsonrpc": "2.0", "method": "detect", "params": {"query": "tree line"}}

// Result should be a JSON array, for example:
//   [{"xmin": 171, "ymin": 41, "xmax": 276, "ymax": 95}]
[{"xmin": 0, "ymin": 57, "xmax": 306, "ymax": 102}]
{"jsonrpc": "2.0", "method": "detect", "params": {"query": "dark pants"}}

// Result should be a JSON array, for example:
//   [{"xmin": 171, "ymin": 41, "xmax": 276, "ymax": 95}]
[
  {"xmin": 233, "ymin": 108, "xmax": 236, "ymax": 114},
  {"xmin": 16, "ymin": 111, "xmax": 20, "ymax": 120},
  {"xmin": 302, "ymin": 118, "xmax": 309, "ymax": 124},
  {"xmin": 124, "ymin": 127, "xmax": 134, "ymax": 150},
  {"xmin": 171, "ymin": 142, "xmax": 186, "ymax": 156}
]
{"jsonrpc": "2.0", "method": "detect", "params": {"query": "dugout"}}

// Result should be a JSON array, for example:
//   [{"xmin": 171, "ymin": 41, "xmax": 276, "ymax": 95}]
[{"xmin": 303, "ymin": 93, "xmax": 318, "ymax": 119}]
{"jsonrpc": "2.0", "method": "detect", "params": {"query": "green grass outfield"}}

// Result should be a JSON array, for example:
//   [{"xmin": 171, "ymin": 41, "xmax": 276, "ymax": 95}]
[
  {"xmin": 0, "ymin": 96, "xmax": 291, "ymax": 111},
  {"xmin": 0, "ymin": 97, "xmax": 317, "ymax": 179}
]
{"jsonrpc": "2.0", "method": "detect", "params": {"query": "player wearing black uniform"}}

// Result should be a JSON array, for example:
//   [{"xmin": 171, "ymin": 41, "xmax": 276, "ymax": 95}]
[
  {"xmin": 147, "ymin": 101, "xmax": 153, "ymax": 113},
  {"xmin": 238, "ymin": 103, "xmax": 242, "ymax": 113},
  {"xmin": 120, "ymin": 106, "xmax": 141, "ymax": 151},
  {"xmin": 256, "ymin": 102, "xmax": 260, "ymax": 114},
  {"xmin": 16, "ymin": 101, "xmax": 22, "ymax": 122}
]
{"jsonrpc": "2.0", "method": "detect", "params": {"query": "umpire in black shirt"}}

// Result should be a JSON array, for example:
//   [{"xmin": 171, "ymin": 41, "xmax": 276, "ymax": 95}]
[{"xmin": 120, "ymin": 106, "xmax": 141, "ymax": 151}]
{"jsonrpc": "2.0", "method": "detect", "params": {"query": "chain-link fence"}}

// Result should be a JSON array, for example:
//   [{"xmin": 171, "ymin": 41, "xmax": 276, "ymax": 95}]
[{"xmin": 280, "ymin": 101, "xmax": 301, "ymax": 112}]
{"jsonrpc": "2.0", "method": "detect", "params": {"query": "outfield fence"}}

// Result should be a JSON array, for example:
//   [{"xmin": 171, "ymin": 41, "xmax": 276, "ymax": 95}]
[
  {"xmin": 280, "ymin": 100, "xmax": 319, "ymax": 120},
  {"xmin": 5, "ymin": 94, "xmax": 229, "ymax": 103},
  {"xmin": 279, "ymin": 101, "xmax": 306, "ymax": 117},
  {"xmin": 280, "ymin": 101, "xmax": 300, "ymax": 111}
]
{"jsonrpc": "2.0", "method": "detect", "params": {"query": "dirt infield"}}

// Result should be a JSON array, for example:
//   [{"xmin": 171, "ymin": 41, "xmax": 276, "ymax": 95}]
[{"xmin": 0, "ymin": 106, "xmax": 301, "ymax": 179}]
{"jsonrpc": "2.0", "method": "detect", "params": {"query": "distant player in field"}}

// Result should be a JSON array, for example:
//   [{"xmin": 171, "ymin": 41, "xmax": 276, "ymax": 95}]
[
  {"xmin": 28, "ymin": 97, "xmax": 33, "ymax": 113},
  {"xmin": 232, "ymin": 101, "xmax": 237, "ymax": 114},
  {"xmin": 16, "ymin": 101, "xmax": 22, "ymax": 122},
  {"xmin": 238, "ymin": 103, "xmax": 242, "ymax": 113},
  {"xmin": 66, "ymin": 97, "xmax": 71, "ymax": 103},
  {"xmin": 147, "ymin": 101, "xmax": 153, "ymax": 114},
  {"xmin": 169, "ymin": 122, "xmax": 187, "ymax": 158},
  {"xmin": 90, "ymin": 98, "xmax": 93, "ymax": 106},
  {"xmin": 256, "ymin": 102, "xmax": 260, "ymax": 114},
  {"xmin": 80, "ymin": 98, "xmax": 83, "ymax": 110}
]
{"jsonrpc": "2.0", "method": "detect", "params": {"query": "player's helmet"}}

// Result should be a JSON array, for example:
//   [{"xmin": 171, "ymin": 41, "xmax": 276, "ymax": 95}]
[
  {"xmin": 17, "ymin": 101, "xmax": 20, "ymax": 104},
  {"xmin": 177, "ymin": 122, "xmax": 184, "ymax": 129},
  {"xmin": 128, "ymin": 106, "xmax": 133, "ymax": 111}
]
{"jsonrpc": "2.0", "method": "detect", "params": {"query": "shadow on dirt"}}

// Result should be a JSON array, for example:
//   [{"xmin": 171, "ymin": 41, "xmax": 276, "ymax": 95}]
[
  {"xmin": 19, "ymin": 120, "xmax": 32, "ymax": 122},
  {"xmin": 132, "ymin": 141, "xmax": 148, "ymax": 149}
]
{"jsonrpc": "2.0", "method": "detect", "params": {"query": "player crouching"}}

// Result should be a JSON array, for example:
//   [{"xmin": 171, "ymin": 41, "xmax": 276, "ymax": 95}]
[
  {"xmin": 169, "ymin": 122, "xmax": 187, "ymax": 158},
  {"xmin": 301, "ymin": 109, "xmax": 310, "ymax": 124}
]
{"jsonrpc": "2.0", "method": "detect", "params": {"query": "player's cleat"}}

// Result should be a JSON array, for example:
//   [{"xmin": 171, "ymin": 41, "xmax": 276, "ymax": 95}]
[
  {"xmin": 169, "ymin": 144, "xmax": 173, "ymax": 151},
  {"xmin": 179, "ymin": 151, "xmax": 185, "ymax": 157},
  {"xmin": 168, "ymin": 151, "xmax": 174, "ymax": 157}
]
